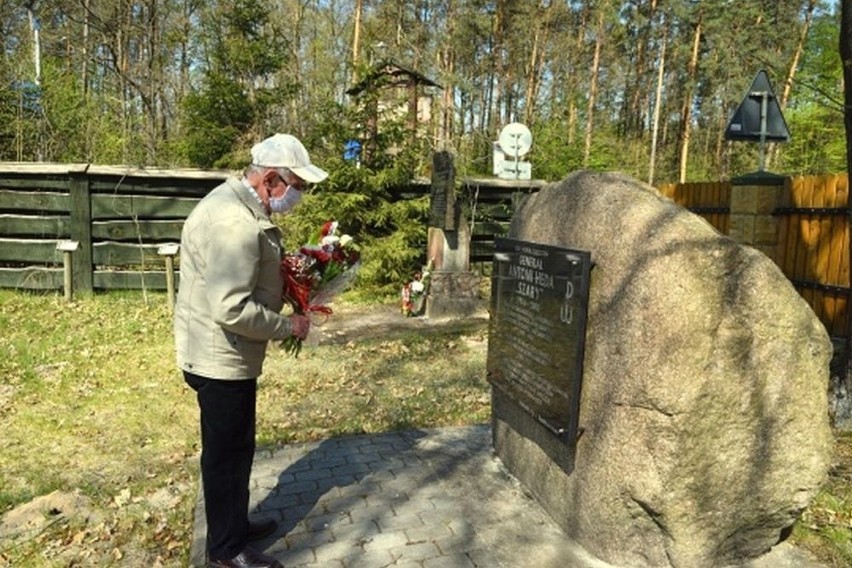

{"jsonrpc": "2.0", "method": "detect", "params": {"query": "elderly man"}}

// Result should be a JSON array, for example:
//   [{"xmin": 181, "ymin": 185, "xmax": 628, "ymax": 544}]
[{"xmin": 175, "ymin": 134, "xmax": 327, "ymax": 568}]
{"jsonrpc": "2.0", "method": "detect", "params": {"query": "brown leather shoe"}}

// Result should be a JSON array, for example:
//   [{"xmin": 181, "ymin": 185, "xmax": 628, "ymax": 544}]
[
  {"xmin": 247, "ymin": 518, "xmax": 277, "ymax": 541},
  {"xmin": 208, "ymin": 547, "xmax": 283, "ymax": 568}
]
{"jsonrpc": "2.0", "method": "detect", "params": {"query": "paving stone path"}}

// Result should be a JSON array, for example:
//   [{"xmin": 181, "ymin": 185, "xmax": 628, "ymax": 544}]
[
  {"xmin": 191, "ymin": 425, "xmax": 825, "ymax": 568},
  {"xmin": 191, "ymin": 425, "xmax": 610, "ymax": 568}
]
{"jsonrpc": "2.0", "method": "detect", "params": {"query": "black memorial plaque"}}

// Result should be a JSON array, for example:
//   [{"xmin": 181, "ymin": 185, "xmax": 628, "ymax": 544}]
[{"xmin": 487, "ymin": 237, "xmax": 592, "ymax": 448}]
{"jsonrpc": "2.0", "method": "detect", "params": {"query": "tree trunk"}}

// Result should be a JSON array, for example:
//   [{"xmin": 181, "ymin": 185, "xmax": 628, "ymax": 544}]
[
  {"xmin": 25, "ymin": 2, "xmax": 42, "ymax": 161},
  {"xmin": 395, "ymin": 0, "xmax": 404, "ymax": 49},
  {"xmin": 648, "ymin": 18, "xmax": 667, "ymax": 186},
  {"xmin": 147, "ymin": 0, "xmax": 159, "ymax": 163},
  {"xmin": 566, "ymin": 6, "xmax": 587, "ymax": 147},
  {"xmin": 439, "ymin": 0, "xmax": 455, "ymax": 150},
  {"xmin": 492, "ymin": 0, "xmax": 507, "ymax": 130},
  {"xmin": 583, "ymin": 10, "xmax": 604, "ymax": 167},
  {"xmin": 82, "ymin": 0, "xmax": 90, "ymax": 97},
  {"xmin": 117, "ymin": 6, "xmax": 129, "ymax": 164},
  {"xmin": 767, "ymin": 0, "xmax": 817, "ymax": 171},
  {"xmin": 289, "ymin": 1, "xmax": 306, "ymax": 133},
  {"xmin": 678, "ymin": 17, "xmax": 701, "ymax": 183},
  {"xmin": 837, "ymin": 0, "xmax": 852, "ymax": 429},
  {"xmin": 624, "ymin": 0, "xmax": 657, "ymax": 137},
  {"xmin": 26, "ymin": 4, "xmax": 41, "ymax": 87},
  {"xmin": 523, "ymin": 1, "xmax": 551, "ymax": 126},
  {"xmin": 523, "ymin": 22, "xmax": 542, "ymax": 126},
  {"xmin": 716, "ymin": 111, "xmax": 728, "ymax": 179},
  {"xmin": 351, "ymin": 0, "xmax": 362, "ymax": 79}
]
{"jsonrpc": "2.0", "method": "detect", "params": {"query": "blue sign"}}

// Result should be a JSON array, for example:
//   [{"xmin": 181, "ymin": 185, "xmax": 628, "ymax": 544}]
[{"xmin": 343, "ymin": 140, "xmax": 361, "ymax": 161}]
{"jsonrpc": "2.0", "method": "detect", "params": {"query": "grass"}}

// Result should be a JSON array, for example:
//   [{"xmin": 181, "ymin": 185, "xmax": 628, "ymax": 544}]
[
  {"xmin": 0, "ymin": 289, "xmax": 849, "ymax": 566},
  {"xmin": 793, "ymin": 431, "xmax": 852, "ymax": 567},
  {"xmin": 0, "ymin": 289, "xmax": 489, "ymax": 566}
]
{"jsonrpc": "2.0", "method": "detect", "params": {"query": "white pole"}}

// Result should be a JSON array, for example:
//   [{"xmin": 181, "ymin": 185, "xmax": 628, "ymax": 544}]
[{"xmin": 26, "ymin": 2, "xmax": 41, "ymax": 86}]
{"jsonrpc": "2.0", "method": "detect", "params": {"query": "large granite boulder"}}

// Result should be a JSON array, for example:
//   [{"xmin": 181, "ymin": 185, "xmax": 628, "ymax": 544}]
[{"xmin": 492, "ymin": 170, "xmax": 833, "ymax": 567}]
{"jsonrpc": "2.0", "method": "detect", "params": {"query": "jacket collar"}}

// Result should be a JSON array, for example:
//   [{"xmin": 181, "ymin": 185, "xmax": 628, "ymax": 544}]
[{"xmin": 224, "ymin": 177, "xmax": 276, "ymax": 228}]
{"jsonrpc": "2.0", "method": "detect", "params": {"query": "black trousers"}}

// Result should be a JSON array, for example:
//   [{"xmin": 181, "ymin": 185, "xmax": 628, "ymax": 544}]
[{"xmin": 184, "ymin": 371, "xmax": 257, "ymax": 560}]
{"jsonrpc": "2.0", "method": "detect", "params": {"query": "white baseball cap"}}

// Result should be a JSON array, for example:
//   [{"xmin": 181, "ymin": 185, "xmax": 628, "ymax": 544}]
[{"xmin": 250, "ymin": 133, "xmax": 329, "ymax": 184}]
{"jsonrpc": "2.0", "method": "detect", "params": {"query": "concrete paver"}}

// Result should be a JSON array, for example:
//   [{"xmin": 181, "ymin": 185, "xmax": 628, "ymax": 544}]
[{"xmin": 191, "ymin": 425, "xmax": 826, "ymax": 568}]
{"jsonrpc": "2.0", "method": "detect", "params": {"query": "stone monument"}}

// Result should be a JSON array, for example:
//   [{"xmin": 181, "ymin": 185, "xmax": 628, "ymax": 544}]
[
  {"xmin": 425, "ymin": 151, "xmax": 481, "ymax": 318},
  {"xmin": 489, "ymin": 170, "xmax": 833, "ymax": 568}
]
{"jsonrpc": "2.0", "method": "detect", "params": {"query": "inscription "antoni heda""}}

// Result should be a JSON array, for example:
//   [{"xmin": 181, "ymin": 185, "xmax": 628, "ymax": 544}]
[{"xmin": 508, "ymin": 253, "xmax": 555, "ymax": 300}]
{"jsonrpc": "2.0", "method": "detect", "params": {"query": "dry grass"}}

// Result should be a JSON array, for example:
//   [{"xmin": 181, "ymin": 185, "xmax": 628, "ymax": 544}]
[
  {"xmin": 0, "ymin": 290, "xmax": 489, "ymax": 566},
  {"xmin": 0, "ymin": 289, "xmax": 849, "ymax": 566},
  {"xmin": 0, "ymin": 291, "xmax": 199, "ymax": 566}
]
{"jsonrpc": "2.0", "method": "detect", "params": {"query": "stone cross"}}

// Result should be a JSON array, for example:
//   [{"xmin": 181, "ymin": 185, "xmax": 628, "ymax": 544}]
[{"xmin": 425, "ymin": 151, "xmax": 481, "ymax": 318}]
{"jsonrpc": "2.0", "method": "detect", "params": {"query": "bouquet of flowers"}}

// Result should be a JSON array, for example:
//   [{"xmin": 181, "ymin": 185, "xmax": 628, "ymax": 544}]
[
  {"xmin": 280, "ymin": 220, "xmax": 360, "ymax": 356},
  {"xmin": 401, "ymin": 259, "xmax": 432, "ymax": 317}
]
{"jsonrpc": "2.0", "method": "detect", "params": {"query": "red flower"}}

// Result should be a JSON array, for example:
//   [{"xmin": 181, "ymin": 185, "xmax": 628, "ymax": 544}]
[
  {"xmin": 280, "ymin": 221, "xmax": 360, "ymax": 356},
  {"xmin": 321, "ymin": 220, "xmax": 336, "ymax": 238},
  {"xmin": 300, "ymin": 246, "xmax": 332, "ymax": 264}
]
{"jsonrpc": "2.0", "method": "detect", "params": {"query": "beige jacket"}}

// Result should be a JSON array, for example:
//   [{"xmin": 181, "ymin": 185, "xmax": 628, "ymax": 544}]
[{"xmin": 174, "ymin": 177, "xmax": 293, "ymax": 379}]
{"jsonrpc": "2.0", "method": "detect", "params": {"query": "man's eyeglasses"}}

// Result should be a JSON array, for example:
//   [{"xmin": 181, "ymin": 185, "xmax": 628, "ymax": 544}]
[{"xmin": 276, "ymin": 169, "xmax": 308, "ymax": 193}]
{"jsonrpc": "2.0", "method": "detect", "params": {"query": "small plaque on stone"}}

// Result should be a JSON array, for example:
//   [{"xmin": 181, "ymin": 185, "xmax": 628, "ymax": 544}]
[{"xmin": 487, "ymin": 237, "xmax": 592, "ymax": 450}]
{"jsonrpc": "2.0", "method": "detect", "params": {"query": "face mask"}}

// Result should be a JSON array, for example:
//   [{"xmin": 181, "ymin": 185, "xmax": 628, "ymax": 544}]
[{"xmin": 268, "ymin": 186, "xmax": 302, "ymax": 214}]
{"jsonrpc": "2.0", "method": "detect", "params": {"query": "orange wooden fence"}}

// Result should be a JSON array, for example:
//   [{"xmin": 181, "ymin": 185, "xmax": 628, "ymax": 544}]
[
  {"xmin": 659, "ymin": 175, "xmax": 850, "ymax": 338},
  {"xmin": 776, "ymin": 175, "xmax": 849, "ymax": 337},
  {"xmin": 657, "ymin": 181, "xmax": 731, "ymax": 234}
]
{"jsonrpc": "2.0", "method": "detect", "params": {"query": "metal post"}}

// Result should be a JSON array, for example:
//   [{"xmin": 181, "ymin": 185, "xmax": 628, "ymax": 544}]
[
  {"xmin": 758, "ymin": 91, "xmax": 768, "ymax": 171},
  {"xmin": 513, "ymin": 142, "xmax": 520, "ymax": 180},
  {"xmin": 56, "ymin": 240, "xmax": 79, "ymax": 301},
  {"xmin": 158, "ymin": 243, "xmax": 180, "ymax": 310}
]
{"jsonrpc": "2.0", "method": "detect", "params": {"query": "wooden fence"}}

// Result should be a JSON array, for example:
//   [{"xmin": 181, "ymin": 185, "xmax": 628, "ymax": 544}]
[
  {"xmin": 462, "ymin": 179, "xmax": 733, "ymax": 263},
  {"xmin": 657, "ymin": 181, "xmax": 731, "ymax": 234},
  {"xmin": 660, "ymin": 175, "xmax": 850, "ymax": 338},
  {"xmin": 0, "ymin": 163, "xmax": 224, "ymax": 292},
  {"xmin": 465, "ymin": 175, "xmax": 850, "ymax": 338},
  {"xmin": 0, "ymin": 164, "xmax": 528, "ymax": 293},
  {"xmin": 775, "ymin": 175, "xmax": 849, "ymax": 337},
  {"xmin": 460, "ymin": 178, "xmax": 547, "ymax": 263},
  {"xmin": 0, "ymin": 163, "xmax": 436, "ymax": 294}
]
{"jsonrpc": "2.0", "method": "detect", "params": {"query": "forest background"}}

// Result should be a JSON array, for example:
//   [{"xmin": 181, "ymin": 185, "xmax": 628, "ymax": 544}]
[{"xmin": 0, "ymin": 0, "xmax": 845, "ymax": 186}]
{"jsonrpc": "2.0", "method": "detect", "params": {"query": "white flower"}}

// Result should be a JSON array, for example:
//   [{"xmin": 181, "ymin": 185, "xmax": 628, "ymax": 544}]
[
  {"xmin": 410, "ymin": 281, "xmax": 425, "ymax": 294},
  {"xmin": 339, "ymin": 234, "xmax": 353, "ymax": 247}
]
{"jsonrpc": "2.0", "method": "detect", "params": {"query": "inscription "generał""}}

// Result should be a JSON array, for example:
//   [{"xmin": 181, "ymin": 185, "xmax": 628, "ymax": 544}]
[{"xmin": 508, "ymin": 254, "xmax": 556, "ymax": 300}]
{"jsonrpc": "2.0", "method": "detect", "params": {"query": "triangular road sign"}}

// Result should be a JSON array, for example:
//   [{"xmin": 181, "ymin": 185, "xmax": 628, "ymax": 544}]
[{"xmin": 725, "ymin": 70, "xmax": 790, "ymax": 142}]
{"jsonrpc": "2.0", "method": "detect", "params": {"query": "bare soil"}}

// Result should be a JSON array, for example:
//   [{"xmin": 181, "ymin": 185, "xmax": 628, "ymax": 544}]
[{"xmin": 306, "ymin": 301, "xmax": 491, "ymax": 346}]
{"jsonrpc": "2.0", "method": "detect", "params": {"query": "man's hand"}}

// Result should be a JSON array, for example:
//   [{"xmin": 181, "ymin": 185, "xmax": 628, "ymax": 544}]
[{"xmin": 289, "ymin": 313, "xmax": 311, "ymax": 339}]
